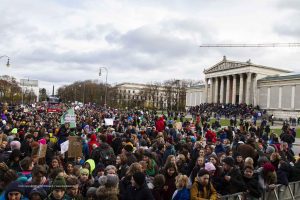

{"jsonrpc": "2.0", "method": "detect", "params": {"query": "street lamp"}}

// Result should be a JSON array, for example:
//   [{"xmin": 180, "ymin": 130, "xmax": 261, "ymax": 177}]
[
  {"xmin": 0, "ymin": 55, "xmax": 10, "ymax": 67},
  {"xmin": 99, "ymin": 67, "xmax": 108, "ymax": 107}
]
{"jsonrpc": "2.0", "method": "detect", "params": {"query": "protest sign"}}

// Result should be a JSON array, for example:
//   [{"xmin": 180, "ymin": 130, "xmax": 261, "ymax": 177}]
[
  {"xmin": 68, "ymin": 136, "xmax": 82, "ymax": 158},
  {"xmin": 61, "ymin": 108, "xmax": 76, "ymax": 128},
  {"xmin": 104, "ymin": 118, "xmax": 114, "ymax": 126},
  {"xmin": 38, "ymin": 144, "xmax": 47, "ymax": 158},
  {"xmin": 60, "ymin": 140, "xmax": 69, "ymax": 155}
]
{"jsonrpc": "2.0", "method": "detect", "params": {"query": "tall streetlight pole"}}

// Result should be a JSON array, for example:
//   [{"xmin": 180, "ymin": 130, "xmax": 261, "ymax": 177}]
[
  {"xmin": 99, "ymin": 67, "xmax": 108, "ymax": 107},
  {"xmin": 0, "ymin": 55, "xmax": 10, "ymax": 67}
]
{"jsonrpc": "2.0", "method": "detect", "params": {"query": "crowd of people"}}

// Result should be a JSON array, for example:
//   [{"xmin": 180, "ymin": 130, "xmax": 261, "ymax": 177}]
[{"xmin": 0, "ymin": 102, "xmax": 299, "ymax": 200}]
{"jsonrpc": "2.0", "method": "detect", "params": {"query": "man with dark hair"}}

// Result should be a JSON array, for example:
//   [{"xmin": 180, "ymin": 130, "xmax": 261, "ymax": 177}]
[{"xmin": 220, "ymin": 157, "xmax": 246, "ymax": 195}]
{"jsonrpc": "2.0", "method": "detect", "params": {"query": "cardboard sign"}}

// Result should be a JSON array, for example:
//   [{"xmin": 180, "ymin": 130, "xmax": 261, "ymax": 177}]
[
  {"xmin": 68, "ymin": 136, "xmax": 82, "ymax": 158},
  {"xmin": 38, "ymin": 144, "xmax": 47, "ymax": 158}
]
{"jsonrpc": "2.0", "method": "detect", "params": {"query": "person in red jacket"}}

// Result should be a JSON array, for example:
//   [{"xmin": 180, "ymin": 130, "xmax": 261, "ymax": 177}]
[
  {"xmin": 156, "ymin": 117, "xmax": 165, "ymax": 132},
  {"xmin": 88, "ymin": 134, "xmax": 100, "ymax": 153},
  {"xmin": 205, "ymin": 129, "xmax": 217, "ymax": 144}
]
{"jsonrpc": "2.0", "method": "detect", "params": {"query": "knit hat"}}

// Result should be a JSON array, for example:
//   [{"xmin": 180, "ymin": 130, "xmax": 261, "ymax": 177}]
[
  {"xmin": 29, "ymin": 187, "xmax": 47, "ymax": 199},
  {"xmin": 133, "ymin": 172, "xmax": 145, "ymax": 186},
  {"xmin": 80, "ymin": 168, "xmax": 89, "ymax": 176},
  {"xmin": 266, "ymin": 146, "xmax": 275, "ymax": 154},
  {"xmin": 105, "ymin": 174, "xmax": 119, "ymax": 187},
  {"xmin": 263, "ymin": 162, "xmax": 275, "ymax": 172},
  {"xmin": 222, "ymin": 157, "xmax": 235, "ymax": 167},
  {"xmin": 198, "ymin": 169, "xmax": 210, "ymax": 177},
  {"xmin": 205, "ymin": 162, "xmax": 216, "ymax": 172},
  {"xmin": 10, "ymin": 140, "xmax": 21, "ymax": 150},
  {"xmin": 5, "ymin": 181, "xmax": 24, "ymax": 199},
  {"xmin": 52, "ymin": 176, "xmax": 67, "ymax": 191},
  {"xmin": 86, "ymin": 187, "xmax": 97, "ymax": 197}
]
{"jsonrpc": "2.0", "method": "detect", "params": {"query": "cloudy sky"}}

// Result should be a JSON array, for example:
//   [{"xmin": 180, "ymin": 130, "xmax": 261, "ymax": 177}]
[{"xmin": 1, "ymin": 0, "xmax": 300, "ymax": 93}]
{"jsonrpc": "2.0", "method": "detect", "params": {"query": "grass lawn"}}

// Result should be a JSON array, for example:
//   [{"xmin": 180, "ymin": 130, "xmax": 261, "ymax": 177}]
[{"xmin": 271, "ymin": 128, "xmax": 300, "ymax": 138}]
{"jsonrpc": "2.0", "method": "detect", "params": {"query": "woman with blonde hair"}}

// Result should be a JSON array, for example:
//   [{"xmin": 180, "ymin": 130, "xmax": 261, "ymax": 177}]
[{"xmin": 172, "ymin": 174, "xmax": 190, "ymax": 200}]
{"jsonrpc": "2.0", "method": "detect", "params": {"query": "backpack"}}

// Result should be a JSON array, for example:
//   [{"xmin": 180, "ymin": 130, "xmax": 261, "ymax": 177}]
[{"xmin": 92, "ymin": 145, "xmax": 115, "ymax": 166}]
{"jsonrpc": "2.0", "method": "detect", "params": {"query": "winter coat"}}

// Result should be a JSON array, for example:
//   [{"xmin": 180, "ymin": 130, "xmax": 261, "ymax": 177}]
[
  {"xmin": 172, "ymin": 187, "xmax": 190, "ymax": 200},
  {"xmin": 291, "ymin": 161, "xmax": 300, "ymax": 182},
  {"xmin": 155, "ymin": 117, "xmax": 165, "ymax": 132},
  {"xmin": 163, "ymin": 173, "xmax": 177, "ymax": 200},
  {"xmin": 88, "ymin": 134, "xmax": 99, "ymax": 153},
  {"xmin": 220, "ymin": 167, "xmax": 246, "ymax": 195},
  {"xmin": 243, "ymin": 175, "xmax": 262, "ymax": 199},
  {"xmin": 126, "ymin": 183, "xmax": 154, "ymax": 200},
  {"xmin": 190, "ymin": 178, "xmax": 217, "ymax": 200},
  {"xmin": 151, "ymin": 187, "xmax": 164, "ymax": 200}
]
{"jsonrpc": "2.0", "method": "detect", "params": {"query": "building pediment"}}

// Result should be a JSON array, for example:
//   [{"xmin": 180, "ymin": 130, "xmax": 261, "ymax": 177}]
[
  {"xmin": 203, "ymin": 57, "xmax": 292, "ymax": 75},
  {"xmin": 204, "ymin": 60, "xmax": 250, "ymax": 74}
]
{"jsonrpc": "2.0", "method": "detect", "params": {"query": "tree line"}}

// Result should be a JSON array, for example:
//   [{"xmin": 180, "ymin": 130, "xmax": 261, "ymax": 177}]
[{"xmin": 57, "ymin": 79, "xmax": 202, "ymax": 111}]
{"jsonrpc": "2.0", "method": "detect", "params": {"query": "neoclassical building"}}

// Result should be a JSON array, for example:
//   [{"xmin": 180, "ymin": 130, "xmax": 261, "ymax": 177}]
[{"xmin": 186, "ymin": 56, "xmax": 300, "ymax": 118}]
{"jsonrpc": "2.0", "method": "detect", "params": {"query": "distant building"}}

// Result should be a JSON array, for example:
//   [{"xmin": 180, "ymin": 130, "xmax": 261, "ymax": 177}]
[
  {"xmin": 115, "ymin": 82, "xmax": 181, "ymax": 110},
  {"xmin": 185, "ymin": 56, "xmax": 300, "ymax": 118}
]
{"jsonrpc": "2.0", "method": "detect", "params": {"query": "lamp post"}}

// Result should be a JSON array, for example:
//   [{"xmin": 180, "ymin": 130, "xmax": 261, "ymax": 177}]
[
  {"xmin": 99, "ymin": 67, "xmax": 108, "ymax": 107},
  {"xmin": 0, "ymin": 55, "xmax": 10, "ymax": 67}
]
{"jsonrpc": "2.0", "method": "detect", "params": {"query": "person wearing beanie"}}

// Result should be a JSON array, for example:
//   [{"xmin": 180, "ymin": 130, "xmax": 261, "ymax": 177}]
[
  {"xmin": 220, "ymin": 156, "xmax": 246, "ymax": 195},
  {"xmin": 10, "ymin": 140, "xmax": 21, "ymax": 151},
  {"xmin": 45, "ymin": 176, "xmax": 69, "ymax": 200},
  {"xmin": 96, "ymin": 175, "xmax": 119, "ymax": 200},
  {"xmin": 123, "ymin": 172, "xmax": 154, "ymax": 200},
  {"xmin": 205, "ymin": 162, "xmax": 216, "ymax": 173},
  {"xmin": 257, "ymin": 162, "xmax": 277, "ymax": 191},
  {"xmin": 0, "ymin": 181, "xmax": 27, "ymax": 200},
  {"xmin": 190, "ymin": 169, "xmax": 217, "ymax": 200},
  {"xmin": 79, "ymin": 167, "xmax": 94, "ymax": 198},
  {"xmin": 29, "ymin": 187, "xmax": 47, "ymax": 200}
]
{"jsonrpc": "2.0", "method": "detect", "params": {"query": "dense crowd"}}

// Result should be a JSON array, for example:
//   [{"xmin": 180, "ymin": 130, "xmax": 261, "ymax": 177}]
[{"xmin": 0, "ymin": 102, "xmax": 299, "ymax": 200}]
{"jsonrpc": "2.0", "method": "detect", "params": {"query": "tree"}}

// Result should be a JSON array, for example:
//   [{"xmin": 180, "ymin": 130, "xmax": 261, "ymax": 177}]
[{"xmin": 39, "ymin": 88, "xmax": 47, "ymax": 101}]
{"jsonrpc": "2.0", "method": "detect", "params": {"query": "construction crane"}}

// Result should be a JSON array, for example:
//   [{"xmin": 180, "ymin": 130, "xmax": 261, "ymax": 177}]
[{"xmin": 199, "ymin": 43, "xmax": 300, "ymax": 47}]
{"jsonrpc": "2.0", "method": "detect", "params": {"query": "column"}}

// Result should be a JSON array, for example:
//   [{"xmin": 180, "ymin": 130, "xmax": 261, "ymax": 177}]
[
  {"xmin": 205, "ymin": 78, "xmax": 209, "ymax": 103},
  {"xmin": 225, "ymin": 75, "xmax": 230, "ymax": 104},
  {"xmin": 220, "ymin": 76, "xmax": 224, "ymax": 103},
  {"xmin": 245, "ymin": 72, "xmax": 252, "ymax": 105},
  {"xmin": 209, "ymin": 78, "xmax": 213, "ymax": 103},
  {"xmin": 292, "ymin": 85, "xmax": 295, "ymax": 109},
  {"xmin": 232, "ymin": 75, "xmax": 237, "ymax": 104},
  {"xmin": 239, "ymin": 74, "xmax": 244, "ymax": 104},
  {"xmin": 252, "ymin": 74, "xmax": 257, "ymax": 106},
  {"xmin": 214, "ymin": 77, "xmax": 219, "ymax": 103}
]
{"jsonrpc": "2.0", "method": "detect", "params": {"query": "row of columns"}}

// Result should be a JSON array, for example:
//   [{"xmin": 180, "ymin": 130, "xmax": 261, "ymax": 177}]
[{"xmin": 205, "ymin": 72, "xmax": 256, "ymax": 105}]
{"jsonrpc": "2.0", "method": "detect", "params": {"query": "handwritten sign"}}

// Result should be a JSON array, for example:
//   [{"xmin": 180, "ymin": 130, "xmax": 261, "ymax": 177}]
[
  {"xmin": 38, "ymin": 144, "xmax": 47, "ymax": 158},
  {"xmin": 68, "ymin": 136, "xmax": 82, "ymax": 158}
]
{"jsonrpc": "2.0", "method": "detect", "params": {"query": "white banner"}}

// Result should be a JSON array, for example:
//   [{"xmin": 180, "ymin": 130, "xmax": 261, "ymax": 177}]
[
  {"xmin": 104, "ymin": 118, "xmax": 114, "ymax": 126},
  {"xmin": 60, "ymin": 140, "xmax": 69, "ymax": 154}
]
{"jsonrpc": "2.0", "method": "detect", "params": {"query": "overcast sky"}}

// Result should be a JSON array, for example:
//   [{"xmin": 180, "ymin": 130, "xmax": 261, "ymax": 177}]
[{"xmin": 1, "ymin": 0, "xmax": 300, "ymax": 93}]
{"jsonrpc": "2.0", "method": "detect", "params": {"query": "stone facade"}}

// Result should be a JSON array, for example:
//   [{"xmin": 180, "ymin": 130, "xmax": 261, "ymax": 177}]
[{"xmin": 186, "ymin": 57, "xmax": 300, "ymax": 119}]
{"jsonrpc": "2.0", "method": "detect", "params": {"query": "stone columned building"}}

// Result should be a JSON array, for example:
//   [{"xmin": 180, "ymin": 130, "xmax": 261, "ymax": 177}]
[{"xmin": 186, "ymin": 56, "xmax": 300, "ymax": 118}]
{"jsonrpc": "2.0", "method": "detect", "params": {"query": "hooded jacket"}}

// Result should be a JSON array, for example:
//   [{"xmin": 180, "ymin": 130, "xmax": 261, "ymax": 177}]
[
  {"xmin": 88, "ymin": 134, "xmax": 99, "ymax": 153},
  {"xmin": 190, "ymin": 178, "xmax": 217, "ymax": 200},
  {"xmin": 84, "ymin": 159, "xmax": 95, "ymax": 175}
]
